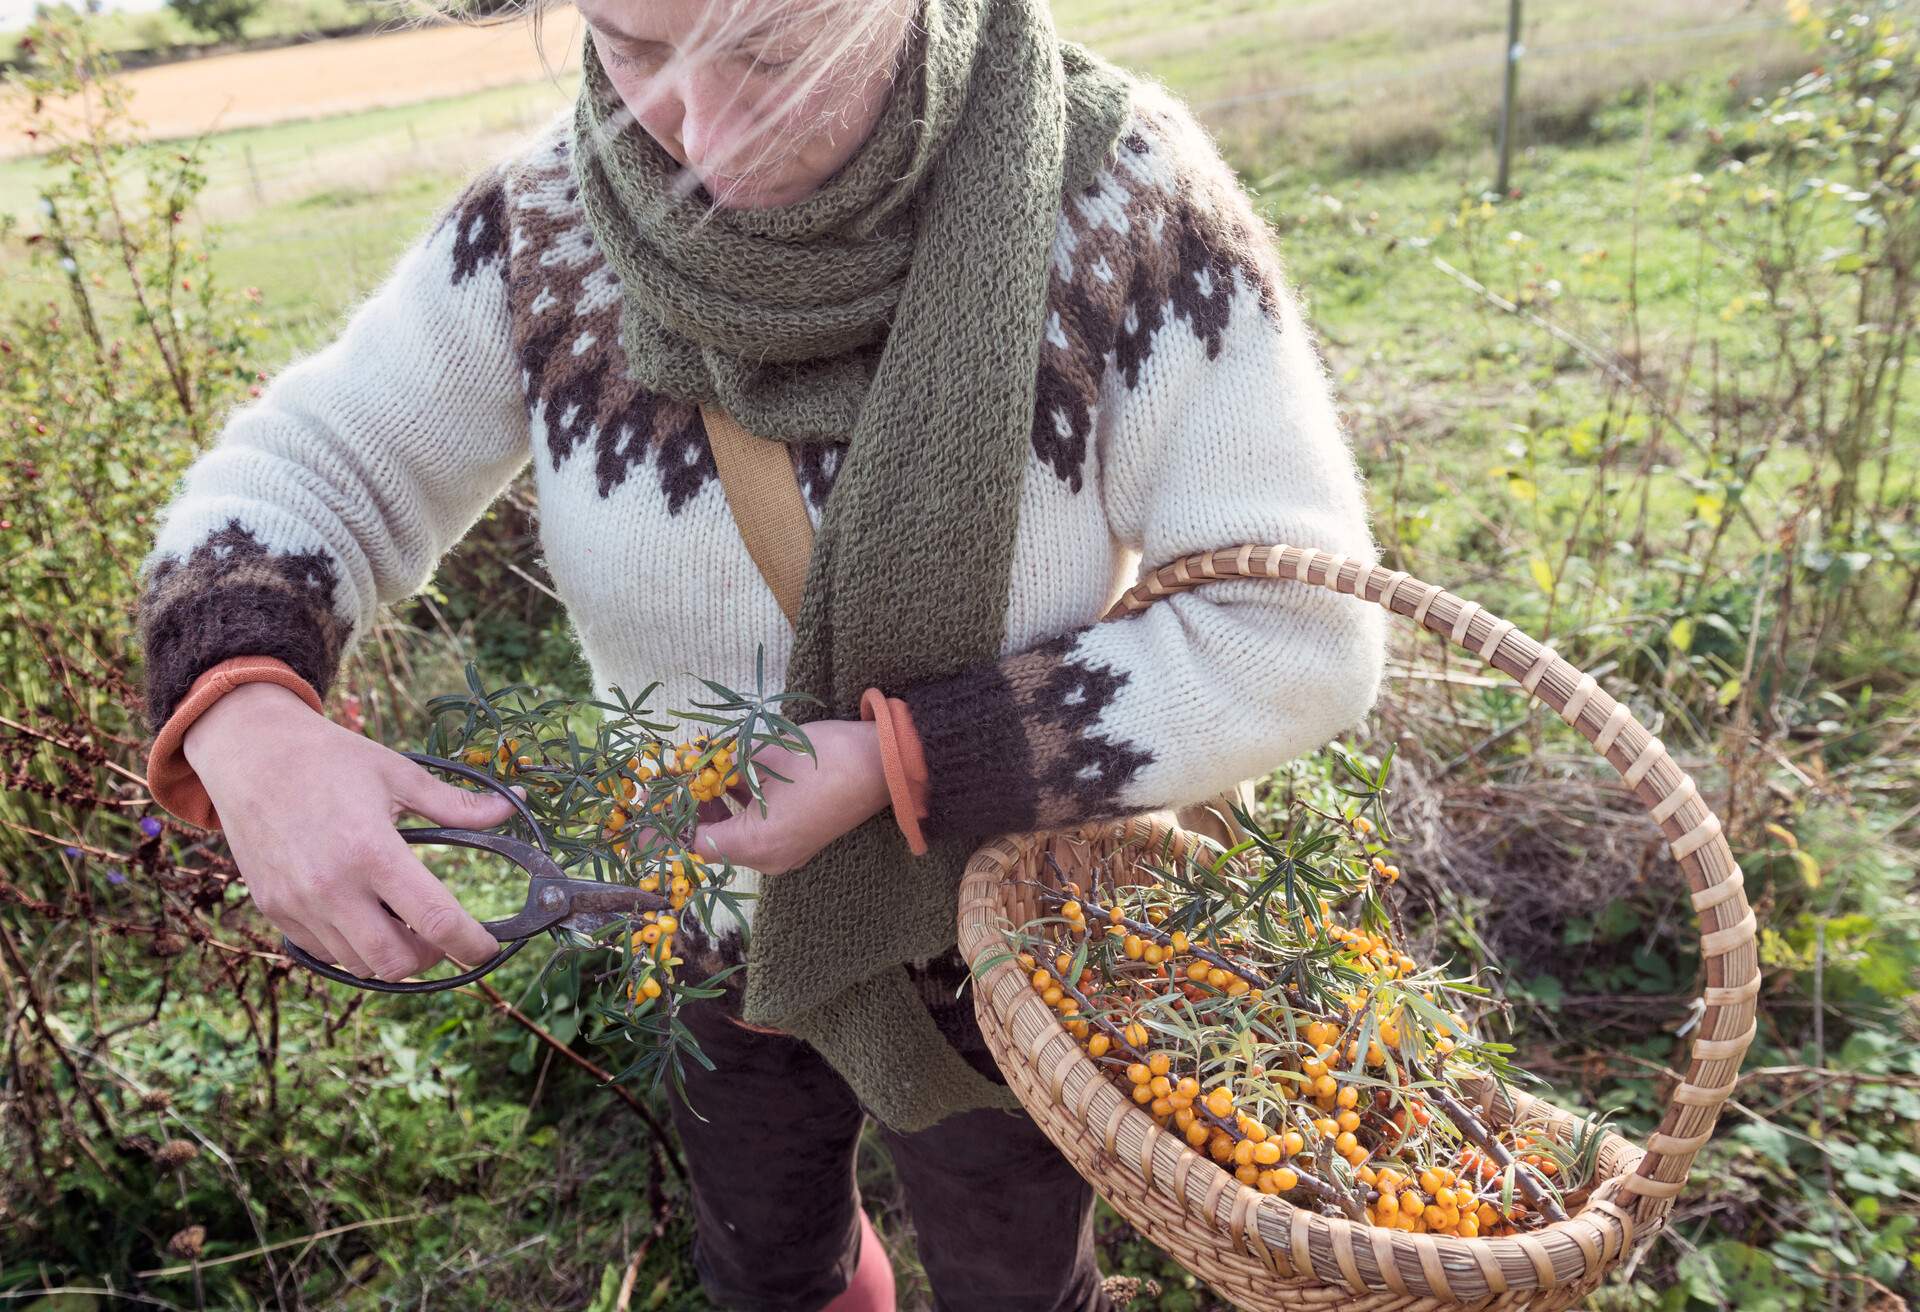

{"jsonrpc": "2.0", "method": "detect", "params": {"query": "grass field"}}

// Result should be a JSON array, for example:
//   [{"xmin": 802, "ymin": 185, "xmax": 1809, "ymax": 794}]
[{"xmin": 0, "ymin": 0, "xmax": 1814, "ymax": 363}]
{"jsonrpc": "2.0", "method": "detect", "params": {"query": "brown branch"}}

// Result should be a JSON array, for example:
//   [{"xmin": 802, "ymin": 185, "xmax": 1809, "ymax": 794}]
[{"xmin": 461, "ymin": 979, "xmax": 684, "ymax": 1184}]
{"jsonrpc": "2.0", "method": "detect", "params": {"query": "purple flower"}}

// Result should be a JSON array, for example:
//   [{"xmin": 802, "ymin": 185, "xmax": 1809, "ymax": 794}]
[
  {"xmin": 107, "ymin": 868, "xmax": 127, "ymax": 885},
  {"xmin": 62, "ymin": 845, "xmax": 81, "ymax": 858},
  {"xmin": 139, "ymin": 816, "xmax": 163, "ymax": 838}
]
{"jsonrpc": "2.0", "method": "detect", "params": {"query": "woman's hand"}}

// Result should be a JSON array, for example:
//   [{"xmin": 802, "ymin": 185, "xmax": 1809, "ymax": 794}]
[
  {"xmin": 184, "ymin": 681, "xmax": 523, "ymax": 981},
  {"xmin": 690, "ymin": 719, "xmax": 891, "ymax": 874}
]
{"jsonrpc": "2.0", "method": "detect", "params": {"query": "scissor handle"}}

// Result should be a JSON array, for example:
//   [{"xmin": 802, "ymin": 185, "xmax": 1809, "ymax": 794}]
[{"xmin": 278, "ymin": 749, "xmax": 558, "ymax": 994}]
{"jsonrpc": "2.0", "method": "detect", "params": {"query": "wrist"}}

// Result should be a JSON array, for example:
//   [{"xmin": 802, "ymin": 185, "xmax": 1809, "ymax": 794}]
[
  {"xmin": 855, "ymin": 719, "xmax": 892, "ymax": 819},
  {"xmin": 182, "ymin": 680, "xmax": 313, "ymax": 770}
]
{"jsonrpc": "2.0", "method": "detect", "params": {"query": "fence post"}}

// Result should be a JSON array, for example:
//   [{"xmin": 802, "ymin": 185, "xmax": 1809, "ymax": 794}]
[{"xmin": 1494, "ymin": 0, "xmax": 1523, "ymax": 196}]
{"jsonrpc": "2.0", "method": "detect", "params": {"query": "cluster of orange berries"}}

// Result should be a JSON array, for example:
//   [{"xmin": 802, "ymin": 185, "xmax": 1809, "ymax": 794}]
[
  {"xmin": 595, "ymin": 734, "xmax": 743, "ymax": 859},
  {"xmin": 1350, "ymin": 814, "xmax": 1402, "ymax": 883},
  {"xmin": 1366, "ymin": 1165, "xmax": 1501, "ymax": 1236},
  {"xmin": 626, "ymin": 908, "xmax": 680, "ymax": 1003},
  {"xmin": 463, "ymin": 735, "xmax": 534, "ymax": 776},
  {"xmin": 1017, "ymin": 810, "xmax": 1571, "ymax": 1236}
]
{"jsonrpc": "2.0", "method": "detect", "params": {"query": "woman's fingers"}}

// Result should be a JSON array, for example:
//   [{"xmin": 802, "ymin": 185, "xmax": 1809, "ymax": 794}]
[
  {"xmin": 279, "ymin": 918, "xmax": 337, "ymax": 964},
  {"xmin": 372, "ymin": 846, "xmax": 501, "ymax": 968},
  {"xmin": 333, "ymin": 889, "xmax": 442, "ymax": 982},
  {"xmin": 313, "ymin": 920, "xmax": 376, "ymax": 980},
  {"xmin": 392, "ymin": 759, "xmax": 527, "ymax": 830}
]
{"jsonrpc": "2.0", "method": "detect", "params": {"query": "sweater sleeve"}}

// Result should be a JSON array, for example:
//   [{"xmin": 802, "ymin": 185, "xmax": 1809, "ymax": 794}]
[
  {"xmin": 890, "ymin": 107, "xmax": 1387, "ymax": 848},
  {"xmin": 133, "ymin": 161, "xmax": 530, "ymax": 735}
]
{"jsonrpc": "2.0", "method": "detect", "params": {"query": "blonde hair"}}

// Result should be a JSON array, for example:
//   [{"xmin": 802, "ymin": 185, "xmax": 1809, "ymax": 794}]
[{"xmin": 414, "ymin": 0, "xmax": 920, "ymax": 199}]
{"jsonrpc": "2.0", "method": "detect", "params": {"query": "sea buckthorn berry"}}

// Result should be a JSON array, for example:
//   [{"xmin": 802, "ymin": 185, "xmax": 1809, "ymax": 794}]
[
  {"xmin": 1127, "ymin": 1063, "xmax": 1151, "ymax": 1085},
  {"xmin": 1132, "ymin": 1084, "xmax": 1154, "ymax": 1106},
  {"xmin": 1124, "ymin": 1022, "xmax": 1149, "ymax": 1049},
  {"xmin": 1205, "ymin": 1087, "xmax": 1234, "ymax": 1118},
  {"xmin": 1253, "ymin": 1140, "xmax": 1283, "ymax": 1165},
  {"xmin": 1088, "ymin": 1034, "xmax": 1110, "ymax": 1058}
]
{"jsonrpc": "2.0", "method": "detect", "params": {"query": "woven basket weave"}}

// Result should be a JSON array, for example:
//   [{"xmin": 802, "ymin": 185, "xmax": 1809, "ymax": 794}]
[{"xmin": 956, "ymin": 543, "xmax": 1760, "ymax": 1311}]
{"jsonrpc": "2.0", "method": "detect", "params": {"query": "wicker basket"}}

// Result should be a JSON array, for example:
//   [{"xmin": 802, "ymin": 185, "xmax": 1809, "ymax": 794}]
[{"xmin": 956, "ymin": 543, "xmax": 1760, "ymax": 1311}]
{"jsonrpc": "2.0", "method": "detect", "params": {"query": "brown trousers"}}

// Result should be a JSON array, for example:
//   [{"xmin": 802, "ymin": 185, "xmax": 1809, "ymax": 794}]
[{"xmin": 664, "ymin": 963, "xmax": 1114, "ymax": 1312}]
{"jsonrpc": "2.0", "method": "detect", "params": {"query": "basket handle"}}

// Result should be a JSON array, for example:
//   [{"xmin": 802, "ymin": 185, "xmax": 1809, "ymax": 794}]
[{"xmin": 1104, "ymin": 543, "xmax": 1759, "ymax": 1226}]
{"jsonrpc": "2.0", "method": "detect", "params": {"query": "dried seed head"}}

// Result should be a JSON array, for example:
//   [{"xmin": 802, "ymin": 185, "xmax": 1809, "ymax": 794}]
[{"xmin": 152, "ymin": 1138, "xmax": 197, "ymax": 1168}]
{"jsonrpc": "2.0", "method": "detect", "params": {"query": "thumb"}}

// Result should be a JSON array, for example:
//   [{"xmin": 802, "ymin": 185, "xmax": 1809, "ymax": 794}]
[
  {"xmin": 692, "ymin": 815, "xmax": 750, "ymax": 868},
  {"xmin": 397, "ymin": 766, "xmax": 527, "ymax": 829}
]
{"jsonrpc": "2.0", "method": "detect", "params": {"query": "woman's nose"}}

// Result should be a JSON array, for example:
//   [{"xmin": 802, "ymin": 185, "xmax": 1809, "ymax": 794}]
[{"xmin": 676, "ymin": 64, "xmax": 756, "ymax": 177}]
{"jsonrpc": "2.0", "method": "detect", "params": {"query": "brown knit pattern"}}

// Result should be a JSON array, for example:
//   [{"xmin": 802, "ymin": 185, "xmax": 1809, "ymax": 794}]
[
  {"xmin": 895, "ymin": 622, "xmax": 1161, "ymax": 844},
  {"xmin": 134, "ymin": 517, "xmax": 353, "ymax": 732},
  {"xmin": 1032, "ymin": 104, "xmax": 1285, "ymax": 495},
  {"xmin": 502, "ymin": 135, "xmax": 849, "ymax": 513}
]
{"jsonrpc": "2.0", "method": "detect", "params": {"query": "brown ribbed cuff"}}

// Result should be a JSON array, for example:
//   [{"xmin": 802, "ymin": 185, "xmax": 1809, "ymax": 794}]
[
  {"xmin": 146, "ymin": 655, "xmax": 325, "ymax": 830},
  {"xmin": 860, "ymin": 686, "xmax": 930, "ymax": 856}
]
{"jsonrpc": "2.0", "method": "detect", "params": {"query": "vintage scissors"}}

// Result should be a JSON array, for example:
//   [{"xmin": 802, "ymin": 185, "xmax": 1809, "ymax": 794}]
[{"xmin": 280, "ymin": 750, "xmax": 663, "ymax": 994}]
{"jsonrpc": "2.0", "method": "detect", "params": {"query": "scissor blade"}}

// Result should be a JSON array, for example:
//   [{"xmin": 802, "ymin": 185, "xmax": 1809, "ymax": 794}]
[
  {"xmin": 556, "ymin": 882, "xmax": 661, "ymax": 935},
  {"xmin": 483, "ymin": 878, "xmax": 663, "ymax": 941}
]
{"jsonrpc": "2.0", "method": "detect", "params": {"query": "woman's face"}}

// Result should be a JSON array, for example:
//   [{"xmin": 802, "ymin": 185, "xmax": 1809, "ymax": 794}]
[{"xmin": 573, "ymin": 0, "xmax": 910, "ymax": 210}]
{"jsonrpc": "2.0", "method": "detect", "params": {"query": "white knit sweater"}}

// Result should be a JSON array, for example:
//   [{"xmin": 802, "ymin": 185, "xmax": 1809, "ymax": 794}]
[{"xmin": 136, "ymin": 80, "xmax": 1388, "ymax": 942}]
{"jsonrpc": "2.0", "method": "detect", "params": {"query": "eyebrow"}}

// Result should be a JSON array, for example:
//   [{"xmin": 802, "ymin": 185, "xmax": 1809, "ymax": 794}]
[{"xmin": 586, "ymin": 8, "xmax": 783, "ymax": 49}]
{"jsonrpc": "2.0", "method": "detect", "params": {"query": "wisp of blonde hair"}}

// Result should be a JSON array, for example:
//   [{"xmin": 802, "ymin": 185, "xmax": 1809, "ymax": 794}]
[{"xmin": 412, "ymin": 0, "xmax": 920, "ymax": 209}]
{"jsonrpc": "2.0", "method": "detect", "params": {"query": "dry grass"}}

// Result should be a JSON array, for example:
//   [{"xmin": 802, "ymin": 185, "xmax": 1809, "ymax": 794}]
[{"xmin": 1366, "ymin": 639, "xmax": 1706, "ymax": 975}]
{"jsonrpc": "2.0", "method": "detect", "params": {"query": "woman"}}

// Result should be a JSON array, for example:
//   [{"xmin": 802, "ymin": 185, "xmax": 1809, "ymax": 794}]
[{"xmin": 134, "ymin": 0, "xmax": 1388, "ymax": 1305}]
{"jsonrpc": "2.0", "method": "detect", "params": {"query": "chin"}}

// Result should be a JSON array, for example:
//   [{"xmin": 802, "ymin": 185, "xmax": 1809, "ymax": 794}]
[{"xmin": 703, "ymin": 172, "xmax": 816, "ymax": 211}]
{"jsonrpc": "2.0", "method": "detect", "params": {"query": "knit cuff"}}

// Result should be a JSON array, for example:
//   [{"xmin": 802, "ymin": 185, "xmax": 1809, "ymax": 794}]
[
  {"xmin": 891, "ymin": 628, "xmax": 1157, "ymax": 846},
  {"xmin": 147, "ymin": 655, "xmax": 326, "ymax": 830},
  {"xmin": 135, "ymin": 516, "xmax": 355, "ymax": 735},
  {"xmin": 860, "ymin": 686, "xmax": 930, "ymax": 856}
]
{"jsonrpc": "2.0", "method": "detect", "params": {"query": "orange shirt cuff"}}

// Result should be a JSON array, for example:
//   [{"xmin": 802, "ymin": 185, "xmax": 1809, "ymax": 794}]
[
  {"xmin": 861, "ymin": 686, "xmax": 930, "ymax": 856},
  {"xmin": 146, "ymin": 655, "xmax": 325, "ymax": 830}
]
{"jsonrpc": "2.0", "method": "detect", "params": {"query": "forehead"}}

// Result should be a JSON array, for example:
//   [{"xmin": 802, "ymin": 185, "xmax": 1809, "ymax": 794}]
[{"xmin": 576, "ymin": 0, "xmax": 802, "ymax": 43}]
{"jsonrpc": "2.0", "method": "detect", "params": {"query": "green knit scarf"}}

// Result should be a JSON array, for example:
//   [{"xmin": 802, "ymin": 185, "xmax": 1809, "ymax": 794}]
[{"xmin": 570, "ymin": 0, "xmax": 1133, "ymax": 1133}]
